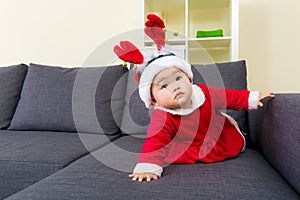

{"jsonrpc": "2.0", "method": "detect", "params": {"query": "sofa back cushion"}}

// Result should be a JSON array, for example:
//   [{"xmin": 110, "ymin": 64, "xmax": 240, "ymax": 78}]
[
  {"xmin": 9, "ymin": 63, "xmax": 128, "ymax": 135},
  {"xmin": 120, "ymin": 60, "xmax": 249, "ymax": 136},
  {"xmin": 0, "ymin": 64, "xmax": 28, "ymax": 129},
  {"xmin": 119, "ymin": 69, "xmax": 151, "ymax": 135},
  {"xmin": 192, "ymin": 60, "xmax": 249, "ymax": 136}
]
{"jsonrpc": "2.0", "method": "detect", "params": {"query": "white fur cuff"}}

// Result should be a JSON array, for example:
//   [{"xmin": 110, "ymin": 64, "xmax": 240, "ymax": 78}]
[
  {"xmin": 249, "ymin": 91, "xmax": 259, "ymax": 110},
  {"xmin": 133, "ymin": 163, "xmax": 163, "ymax": 177}
]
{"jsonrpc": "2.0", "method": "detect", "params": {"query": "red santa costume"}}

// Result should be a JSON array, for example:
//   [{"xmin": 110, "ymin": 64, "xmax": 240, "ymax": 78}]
[
  {"xmin": 113, "ymin": 14, "xmax": 259, "ymax": 177},
  {"xmin": 133, "ymin": 84, "xmax": 258, "ymax": 177}
]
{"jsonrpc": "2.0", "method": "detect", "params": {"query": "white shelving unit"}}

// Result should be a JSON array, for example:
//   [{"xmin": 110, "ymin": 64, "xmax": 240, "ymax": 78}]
[{"xmin": 143, "ymin": 0, "xmax": 239, "ymax": 64}]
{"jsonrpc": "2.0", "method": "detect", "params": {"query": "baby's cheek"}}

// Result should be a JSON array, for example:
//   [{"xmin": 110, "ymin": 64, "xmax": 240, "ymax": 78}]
[{"xmin": 157, "ymin": 91, "xmax": 174, "ymax": 105}]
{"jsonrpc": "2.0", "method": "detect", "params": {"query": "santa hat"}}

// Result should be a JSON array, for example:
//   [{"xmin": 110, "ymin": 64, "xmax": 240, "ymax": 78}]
[{"xmin": 114, "ymin": 14, "xmax": 193, "ymax": 108}]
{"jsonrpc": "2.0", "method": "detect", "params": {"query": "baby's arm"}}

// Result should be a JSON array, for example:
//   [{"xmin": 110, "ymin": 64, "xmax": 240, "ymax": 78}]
[
  {"xmin": 204, "ymin": 85, "xmax": 275, "ymax": 110},
  {"xmin": 129, "ymin": 110, "xmax": 172, "ymax": 182},
  {"xmin": 129, "ymin": 173, "xmax": 158, "ymax": 182}
]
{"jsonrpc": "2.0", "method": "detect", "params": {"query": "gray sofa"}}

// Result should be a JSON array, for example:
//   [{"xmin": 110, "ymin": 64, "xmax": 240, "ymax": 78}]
[{"xmin": 0, "ymin": 61, "xmax": 299, "ymax": 199}]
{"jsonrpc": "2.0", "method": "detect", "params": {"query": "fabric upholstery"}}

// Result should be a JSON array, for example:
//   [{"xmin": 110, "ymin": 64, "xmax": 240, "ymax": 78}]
[
  {"xmin": 7, "ymin": 136, "xmax": 299, "ymax": 200},
  {"xmin": 2, "ymin": 61, "xmax": 298, "ymax": 199},
  {"xmin": 249, "ymin": 94, "xmax": 300, "ymax": 193},
  {"xmin": 0, "ymin": 64, "xmax": 28, "ymax": 129},
  {"xmin": 120, "ymin": 69, "xmax": 151, "ymax": 135},
  {"xmin": 0, "ymin": 130, "xmax": 118, "ymax": 199},
  {"xmin": 9, "ymin": 63, "xmax": 128, "ymax": 134}
]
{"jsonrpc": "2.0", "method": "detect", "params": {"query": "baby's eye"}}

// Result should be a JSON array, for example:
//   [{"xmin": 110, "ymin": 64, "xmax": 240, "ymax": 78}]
[
  {"xmin": 161, "ymin": 84, "xmax": 168, "ymax": 89},
  {"xmin": 176, "ymin": 76, "xmax": 182, "ymax": 81}
]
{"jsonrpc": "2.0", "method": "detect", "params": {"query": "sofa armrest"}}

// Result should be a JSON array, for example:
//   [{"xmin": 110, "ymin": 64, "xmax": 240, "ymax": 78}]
[{"xmin": 248, "ymin": 93, "xmax": 300, "ymax": 193}]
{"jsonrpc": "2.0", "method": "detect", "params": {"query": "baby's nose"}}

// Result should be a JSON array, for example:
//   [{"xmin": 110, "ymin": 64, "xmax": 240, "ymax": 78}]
[
  {"xmin": 168, "ymin": 82, "xmax": 180, "ymax": 92},
  {"xmin": 172, "ymin": 85, "xmax": 180, "ymax": 92}
]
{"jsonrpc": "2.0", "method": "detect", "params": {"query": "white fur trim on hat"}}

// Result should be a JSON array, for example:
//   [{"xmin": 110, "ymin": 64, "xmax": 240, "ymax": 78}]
[{"xmin": 139, "ymin": 55, "xmax": 193, "ymax": 108}]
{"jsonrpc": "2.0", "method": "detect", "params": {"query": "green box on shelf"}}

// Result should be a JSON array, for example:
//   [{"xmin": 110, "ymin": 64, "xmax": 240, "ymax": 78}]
[{"xmin": 196, "ymin": 29, "xmax": 223, "ymax": 38}]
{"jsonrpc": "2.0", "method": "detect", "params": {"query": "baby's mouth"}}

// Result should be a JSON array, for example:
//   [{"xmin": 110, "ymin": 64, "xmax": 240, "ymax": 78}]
[{"xmin": 175, "ymin": 92, "xmax": 184, "ymax": 99}]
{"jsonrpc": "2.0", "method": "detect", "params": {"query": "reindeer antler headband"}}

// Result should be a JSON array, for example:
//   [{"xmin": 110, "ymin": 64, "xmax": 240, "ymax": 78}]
[
  {"xmin": 113, "ymin": 14, "xmax": 193, "ymax": 108},
  {"xmin": 114, "ymin": 14, "xmax": 166, "ymax": 63}
]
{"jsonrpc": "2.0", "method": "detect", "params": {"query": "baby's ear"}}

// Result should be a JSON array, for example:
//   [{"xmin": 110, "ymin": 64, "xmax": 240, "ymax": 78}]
[
  {"xmin": 189, "ymin": 77, "xmax": 193, "ymax": 83},
  {"xmin": 151, "ymin": 96, "xmax": 161, "ymax": 107},
  {"xmin": 151, "ymin": 96, "xmax": 157, "ymax": 104}
]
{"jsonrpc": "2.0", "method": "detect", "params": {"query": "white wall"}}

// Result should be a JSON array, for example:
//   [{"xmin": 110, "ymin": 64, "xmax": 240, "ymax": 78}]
[{"xmin": 0, "ymin": 0, "xmax": 299, "ymax": 92}]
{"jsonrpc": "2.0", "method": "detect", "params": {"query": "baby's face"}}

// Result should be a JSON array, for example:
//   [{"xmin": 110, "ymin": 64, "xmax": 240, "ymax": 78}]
[{"xmin": 151, "ymin": 67, "xmax": 193, "ymax": 109}]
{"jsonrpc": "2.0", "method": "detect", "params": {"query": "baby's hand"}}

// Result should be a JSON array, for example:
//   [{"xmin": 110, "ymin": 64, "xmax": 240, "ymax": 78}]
[
  {"xmin": 129, "ymin": 173, "xmax": 158, "ymax": 182},
  {"xmin": 258, "ymin": 92, "xmax": 275, "ymax": 107}
]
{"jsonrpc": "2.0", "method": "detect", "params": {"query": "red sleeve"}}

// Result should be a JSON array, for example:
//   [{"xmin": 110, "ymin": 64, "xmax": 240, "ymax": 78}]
[
  {"xmin": 199, "ymin": 84, "xmax": 250, "ymax": 110},
  {"xmin": 137, "ymin": 109, "xmax": 175, "ymax": 168}
]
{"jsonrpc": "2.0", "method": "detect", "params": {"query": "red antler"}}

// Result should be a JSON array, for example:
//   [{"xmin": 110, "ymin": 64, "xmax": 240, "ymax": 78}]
[
  {"xmin": 144, "ymin": 14, "xmax": 166, "ymax": 51},
  {"xmin": 145, "ymin": 14, "xmax": 165, "ymax": 28},
  {"xmin": 113, "ymin": 41, "xmax": 144, "ymax": 64}
]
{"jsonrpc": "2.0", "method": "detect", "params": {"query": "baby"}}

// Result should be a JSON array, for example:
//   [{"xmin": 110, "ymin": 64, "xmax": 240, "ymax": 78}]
[
  {"xmin": 126, "ymin": 53, "xmax": 274, "ymax": 182},
  {"xmin": 113, "ymin": 14, "xmax": 275, "ymax": 182}
]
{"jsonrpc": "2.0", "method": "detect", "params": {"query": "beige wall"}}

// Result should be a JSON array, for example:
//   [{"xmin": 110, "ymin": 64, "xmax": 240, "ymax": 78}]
[
  {"xmin": 239, "ymin": 0, "xmax": 300, "ymax": 93},
  {"xmin": 0, "ymin": 0, "xmax": 299, "ymax": 92},
  {"xmin": 0, "ymin": 0, "xmax": 143, "ymax": 67}
]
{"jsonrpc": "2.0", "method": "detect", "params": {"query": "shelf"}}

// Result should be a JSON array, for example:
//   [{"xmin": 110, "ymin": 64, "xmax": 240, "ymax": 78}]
[
  {"xmin": 188, "ymin": 36, "xmax": 232, "ymax": 48},
  {"xmin": 144, "ymin": 0, "xmax": 185, "ymax": 35},
  {"xmin": 143, "ymin": 0, "xmax": 239, "ymax": 61},
  {"xmin": 145, "ymin": 36, "xmax": 231, "ymax": 49},
  {"xmin": 189, "ymin": 0, "xmax": 230, "ymax": 9},
  {"xmin": 144, "ymin": 38, "xmax": 186, "ymax": 46}
]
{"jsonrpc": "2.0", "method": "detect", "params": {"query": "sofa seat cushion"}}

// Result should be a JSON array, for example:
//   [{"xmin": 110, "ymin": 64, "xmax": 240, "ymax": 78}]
[
  {"xmin": 7, "ymin": 136, "xmax": 299, "ymax": 200},
  {"xmin": 0, "ymin": 130, "xmax": 119, "ymax": 199}
]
